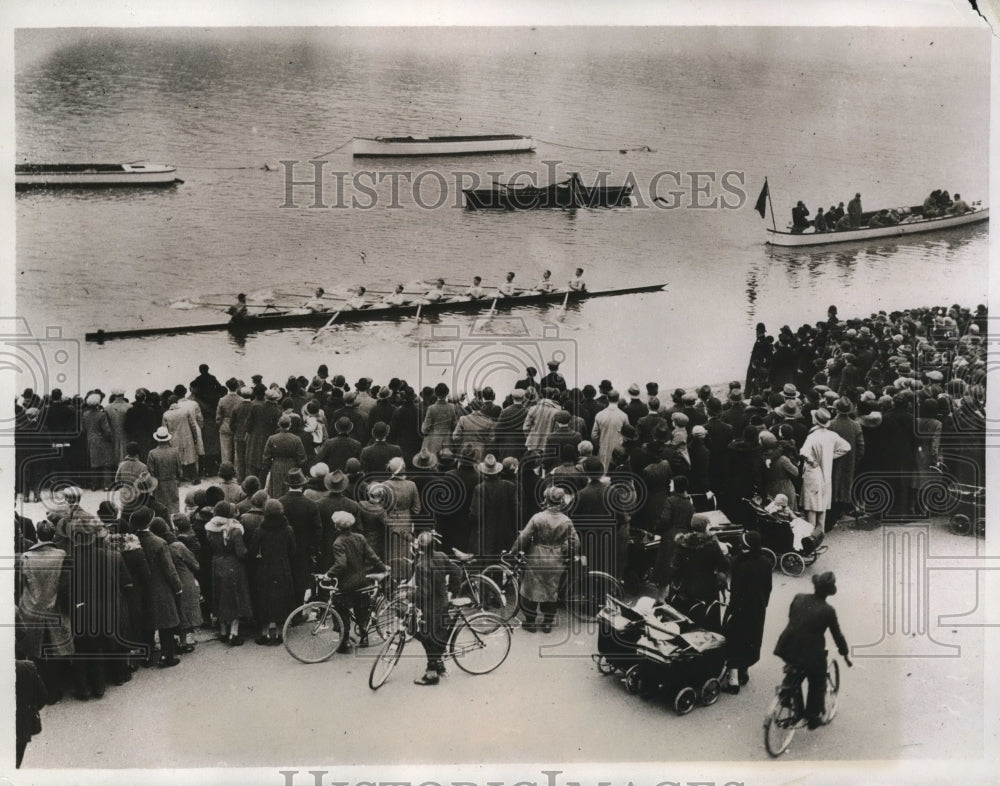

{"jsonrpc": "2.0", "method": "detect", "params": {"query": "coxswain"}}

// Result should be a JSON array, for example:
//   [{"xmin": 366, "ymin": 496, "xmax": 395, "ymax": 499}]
[
  {"xmin": 303, "ymin": 287, "xmax": 329, "ymax": 313},
  {"xmin": 533, "ymin": 270, "xmax": 555, "ymax": 293},
  {"xmin": 847, "ymin": 192, "xmax": 862, "ymax": 227},
  {"xmin": 228, "ymin": 293, "xmax": 249, "ymax": 321},
  {"xmin": 498, "ymin": 271, "xmax": 518, "ymax": 297},
  {"xmin": 421, "ymin": 278, "xmax": 447, "ymax": 304},
  {"xmin": 383, "ymin": 284, "xmax": 411, "ymax": 306},
  {"xmin": 344, "ymin": 286, "xmax": 369, "ymax": 310},
  {"xmin": 568, "ymin": 267, "xmax": 586, "ymax": 292}
]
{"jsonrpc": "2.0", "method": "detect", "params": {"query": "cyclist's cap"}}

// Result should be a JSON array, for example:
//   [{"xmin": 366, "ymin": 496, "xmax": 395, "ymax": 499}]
[
  {"xmin": 812, "ymin": 571, "xmax": 837, "ymax": 595},
  {"xmin": 332, "ymin": 511, "xmax": 356, "ymax": 530}
]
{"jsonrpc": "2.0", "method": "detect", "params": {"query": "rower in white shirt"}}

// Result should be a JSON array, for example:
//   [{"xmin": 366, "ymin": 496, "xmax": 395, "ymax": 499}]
[
  {"xmin": 459, "ymin": 276, "xmax": 488, "ymax": 302},
  {"xmin": 302, "ymin": 287, "xmax": 330, "ymax": 313},
  {"xmin": 383, "ymin": 284, "xmax": 411, "ymax": 306},
  {"xmin": 498, "ymin": 271, "xmax": 518, "ymax": 297},
  {"xmin": 420, "ymin": 278, "xmax": 447, "ymax": 304},
  {"xmin": 344, "ymin": 286, "xmax": 369, "ymax": 310},
  {"xmin": 567, "ymin": 267, "xmax": 587, "ymax": 292},
  {"xmin": 533, "ymin": 269, "xmax": 555, "ymax": 293}
]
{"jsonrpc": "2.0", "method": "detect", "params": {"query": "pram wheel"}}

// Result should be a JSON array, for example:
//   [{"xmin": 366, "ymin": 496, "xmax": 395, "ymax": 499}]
[
  {"xmin": 673, "ymin": 686, "xmax": 697, "ymax": 715},
  {"xmin": 950, "ymin": 514, "xmax": 972, "ymax": 536},
  {"xmin": 699, "ymin": 677, "xmax": 721, "ymax": 706},
  {"xmin": 624, "ymin": 665, "xmax": 643, "ymax": 695},
  {"xmin": 761, "ymin": 548, "xmax": 778, "ymax": 571},
  {"xmin": 593, "ymin": 654, "xmax": 616, "ymax": 675},
  {"xmin": 780, "ymin": 552, "xmax": 806, "ymax": 577}
]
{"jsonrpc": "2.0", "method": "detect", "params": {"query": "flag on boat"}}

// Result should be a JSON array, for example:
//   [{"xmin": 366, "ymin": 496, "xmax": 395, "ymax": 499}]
[{"xmin": 754, "ymin": 179, "xmax": 769, "ymax": 219}]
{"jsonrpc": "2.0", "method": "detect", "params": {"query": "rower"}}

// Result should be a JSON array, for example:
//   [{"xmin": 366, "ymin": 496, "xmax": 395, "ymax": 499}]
[
  {"xmin": 533, "ymin": 269, "xmax": 555, "ymax": 293},
  {"xmin": 465, "ymin": 276, "xmax": 487, "ymax": 300},
  {"xmin": 227, "ymin": 293, "xmax": 249, "ymax": 321},
  {"xmin": 303, "ymin": 287, "xmax": 330, "ymax": 313},
  {"xmin": 344, "ymin": 286, "xmax": 369, "ymax": 310},
  {"xmin": 568, "ymin": 267, "xmax": 587, "ymax": 292},
  {"xmin": 383, "ymin": 284, "xmax": 411, "ymax": 306},
  {"xmin": 498, "ymin": 271, "xmax": 518, "ymax": 297},
  {"xmin": 421, "ymin": 278, "xmax": 447, "ymax": 304}
]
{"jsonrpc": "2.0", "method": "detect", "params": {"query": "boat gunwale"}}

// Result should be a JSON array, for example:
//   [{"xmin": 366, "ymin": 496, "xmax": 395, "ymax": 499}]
[{"xmin": 765, "ymin": 206, "xmax": 988, "ymax": 245}]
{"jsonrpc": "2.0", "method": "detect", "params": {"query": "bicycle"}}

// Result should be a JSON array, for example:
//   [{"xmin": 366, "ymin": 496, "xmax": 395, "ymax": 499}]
[
  {"xmin": 562, "ymin": 556, "xmax": 624, "ymax": 623},
  {"xmin": 368, "ymin": 596, "xmax": 512, "ymax": 690},
  {"xmin": 282, "ymin": 571, "xmax": 406, "ymax": 664},
  {"xmin": 763, "ymin": 652, "xmax": 852, "ymax": 757},
  {"xmin": 478, "ymin": 550, "xmax": 527, "ymax": 622},
  {"xmin": 449, "ymin": 547, "xmax": 508, "ymax": 615}
]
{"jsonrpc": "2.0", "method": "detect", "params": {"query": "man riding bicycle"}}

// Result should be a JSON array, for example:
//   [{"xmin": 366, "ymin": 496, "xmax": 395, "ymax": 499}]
[
  {"xmin": 325, "ymin": 511, "xmax": 387, "ymax": 651},
  {"xmin": 773, "ymin": 571, "xmax": 849, "ymax": 729}
]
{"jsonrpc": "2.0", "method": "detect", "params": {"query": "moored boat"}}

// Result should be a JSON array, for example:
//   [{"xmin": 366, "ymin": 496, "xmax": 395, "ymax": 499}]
[
  {"xmin": 15, "ymin": 163, "xmax": 183, "ymax": 189},
  {"xmin": 765, "ymin": 204, "xmax": 988, "ymax": 247},
  {"xmin": 464, "ymin": 172, "xmax": 633, "ymax": 210},
  {"xmin": 352, "ymin": 134, "xmax": 535, "ymax": 157},
  {"xmin": 85, "ymin": 283, "xmax": 666, "ymax": 343}
]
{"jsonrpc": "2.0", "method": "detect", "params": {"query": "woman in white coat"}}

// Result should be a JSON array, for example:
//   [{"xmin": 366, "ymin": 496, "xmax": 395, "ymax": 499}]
[{"xmin": 799, "ymin": 408, "xmax": 851, "ymax": 532}]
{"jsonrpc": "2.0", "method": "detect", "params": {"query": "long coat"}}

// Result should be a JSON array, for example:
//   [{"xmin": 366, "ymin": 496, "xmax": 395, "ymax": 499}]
[
  {"xmin": 146, "ymin": 444, "xmax": 184, "ymax": 516},
  {"xmin": 774, "ymin": 592, "xmax": 848, "ymax": 673},
  {"xmin": 452, "ymin": 411, "xmax": 495, "ymax": 460},
  {"xmin": 249, "ymin": 514, "xmax": 297, "ymax": 624},
  {"xmin": 420, "ymin": 400, "xmax": 458, "ymax": 454},
  {"xmin": 82, "ymin": 405, "xmax": 116, "ymax": 468},
  {"xmin": 69, "ymin": 540, "xmax": 133, "ymax": 650},
  {"xmin": 493, "ymin": 402, "xmax": 528, "ymax": 458},
  {"xmin": 412, "ymin": 548, "xmax": 463, "ymax": 644},
  {"xmin": 512, "ymin": 507, "xmax": 580, "ymax": 603},
  {"xmin": 723, "ymin": 548, "xmax": 773, "ymax": 669},
  {"xmin": 167, "ymin": 539, "xmax": 203, "ymax": 629},
  {"xmin": 591, "ymin": 404, "xmax": 629, "ymax": 471},
  {"xmin": 524, "ymin": 398, "xmax": 562, "ymax": 453},
  {"xmin": 263, "ymin": 431, "xmax": 307, "ymax": 498},
  {"xmin": 762, "ymin": 447, "xmax": 800, "ymax": 510},
  {"xmin": 389, "ymin": 403, "xmax": 422, "ymax": 468},
  {"xmin": 573, "ymin": 480, "xmax": 628, "ymax": 578},
  {"xmin": 468, "ymin": 476, "xmax": 519, "ymax": 557},
  {"xmin": 115, "ymin": 536, "xmax": 152, "ymax": 646},
  {"xmin": 671, "ymin": 531, "xmax": 729, "ymax": 605},
  {"xmin": 162, "ymin": 405, "xmax": 201, "ymax": 466},
  {"xmin": 135, "ymin": 529, "xmax": 182, "ymax": 630},
  {"xmin": 799, "ymin": 426, "xmax": 852, "ymax": 512},
  {"xmin": 278, "ymin": 491, "xmax": 322, "ymax": 603},
  {"xmin": 17, "ymin": 542, "xmax": 74, "ymax": 657},
  {"xmin": 105, "ymin": 400, "xmax": 131, "ymax": 462},
  {"xmin": 245, "ymin": 400, "xmax": 282, "ymax": 479},
  {"xmin": 204, "ymin": 518, "xmax": 253, "ymax": 622},
  {"xmin": 651, "ymin": 493, "xmax": 695, "ymax": 587},
  {"xmin": 828, "ymin": 414, "xmax": 865, "ymax": 505}
]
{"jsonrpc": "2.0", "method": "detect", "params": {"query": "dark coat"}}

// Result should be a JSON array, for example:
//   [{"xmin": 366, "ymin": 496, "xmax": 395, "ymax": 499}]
[
  {"xmin": 245, "ymin": 400, "xmax": 282, "ymax": 478},
  {"xmin": 249, "ymin": 514, "xmax": 297, "ymax": 623},
  {"xmin": 493, "ymin": 403, "xmax": 528, "ymax": 458},
  {"xmin": 723, "ymin": 549, "xmax": 772, "ymax": 669},
  {"xmin": 412, "ymin": 547, "xmax": 463, "ymax": 644},
  {"xmin": 360, "ymin": 440, "xmax": 403, "ymax": 474},
  {"xmin": 670, "ymin": 531, "xmax": 728, "ymax": 605},
  {"xmin": 636, "ymin": 459, "xmax": 672, "ymax": 531},
  {"xmin": 279, "ymin": 491, "xmax": 322, "ymax": 601},
  {"xmin": 205, "ymin": 519, "xmax": 253, "ymax": 622},
  {"xmin": 389, "ymin": 403, "xmax": 422, "ymax": 468},
  {"xmin": 573, "ymin": 480, "xmax": 627, "ymax": 577},
  {"xmin": 135, "ymin": 529, "xmax": 182, "ymax": 630},
  {"xmin": 651, "ymin": 493, "xmax": 695, "ymax": 586},
  {"xmin": 167, "ymin": 539, "xmax": 203, "ymax": 629},
  {"xmin": 314, "ymin": 435, "xmax": 362, "ymax": 472},
  {"xmin": 356, "ymin": 501, "xmax": 389, "ymax": 562},
  {"xmin": 328, "ymin": 531, "xmax": 386, "ymax": 591},
  {"xmin": 468, "ymin": 476, "xmax": 519, "ymax": 557},
  {"xmin": 828, "ymin": 414, "xmax": 865, "ymax": 504},
  {"xmin": 774, "ymin": 592, "xmax": 848, "ymax": 673},
  {"xmin": 82, "ymin": 406, "xmax": 116, "ymax": 468},
  {"xmin": 704, "ymin": 417, "xmax": 733, "ymax": 492},
  {"xmin": 316, "ymin": 494, "xmax": 361, "ymax": 571},
  {"xmin": 263, "ymin": 431, "xmax": 307, "ymax": 498},
  {"xmin": 69, "ymin": 541, "xmax": 133, "ymax": 647}
]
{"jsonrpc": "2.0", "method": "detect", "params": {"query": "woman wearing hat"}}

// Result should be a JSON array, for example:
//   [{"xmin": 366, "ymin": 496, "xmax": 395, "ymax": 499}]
[
  {"xmin": 722, "ymin": 530, "xmax": 772, "ymax": 693},
  {"xmin": 248, "ymin": 499, "xmax": 296, "ymax": 645},
  {"xmin": 420, "ymin": 383, "xmax": 458, "ymax": 455},
  {"xmin": 146, "ymin": 428, "xmax": 184, "ymax": 517},
  {"xmin": 799, "ymin": 409, "xmax": 851, "ymax": 532},
  {"xmin": 150, "ymin": 518, "xmax": 202, "ymax": 653},
  {"xmin": 773, "ymin": 571, "xmax": 850, "ymax": 728},
  {"xmin": 205, "ymin": 501, "xmax": 253, "ymax": 645},
  {"xmin": 81, "ymin": 392, "xmax": 116, "ymax": 491},
  {"xmin": 670, "ymin": 513, "xmax": 730, "ymax": 629},
  {"xmin": 511, "ymin": 486, "xmax": 580, "ymax": 633},
  {"xmin": 262, "ymin": 415, "xmax": 307, "ymax": 499},
  {"xmin": 760, "ymin": 430, "xmax": 800, "ymax": 511}
]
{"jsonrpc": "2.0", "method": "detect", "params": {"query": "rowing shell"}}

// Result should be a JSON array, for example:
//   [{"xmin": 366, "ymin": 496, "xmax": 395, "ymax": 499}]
[{"xmin": 85, "ymin": 283, "xmax": 667, "ymax": 343}]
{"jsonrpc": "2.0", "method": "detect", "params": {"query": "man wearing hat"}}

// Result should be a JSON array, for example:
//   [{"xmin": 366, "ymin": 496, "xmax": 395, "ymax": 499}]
[
  {"xmin": 774, "ymin": 571, "xmax": 849, "ymax": 728},
  {"xmin": 228, "ymin": 386, "xmax": 253, "ymax": 481},
  {"xmin": 332, "ymin": 390, "xmax": 369, "ymax": 445},
  {"xmin": 771, "ymin": 398, "xmax": 807, "ymax": 448},
  {"xmin": 540, "ymin": 360, "xmax": 567, "ymax": 393},
  {"xmin": 467, "ymin": 454, "xmax": 518, "ymax": 557},
  {"xmin": 114, "ymin": 441, "xmax": 148, "ymax": 489},
  {"xmin": 279, "ymin": 468, "xmax": 322, "ymax": 602},
  {"xmin": 636, "ymin": 396, "xmax": 666, "ymax": 444},
  {"xmin": 452, "ymin": 399, "xmax": 495, "ymax": 462},
  {"xmin": 591, "ymin": 390, "xmax": 629, "ymax": 473},
  {"xmin": 722, "ymin": 530, "xmax": 773, "ymax": 694},
  {"xmin": 314, "ymin": 417, "xmax": 362, "ymax": 472},
  {"xmin": 368, "ymin": 386, "xmax": 397, "ymax": 432},
  {"xmin": 360, "ymin": 421, "xmax": 403, "ymax": 474},
  {"xmin": 326, "ymin": 511, "xmax": 388, "ymax": 651},
  {"xmin": 263, "ymin": 415, "xmax": 307, "ymax": 499},
  {"xmin": 494, "ymin": 388, "xmax": 529, "ymax": 458},
  {"xmin": 421, "ymin": 382, "xmax": 458, "ymax": 455},
  {"xmin": 544, "ymin": 409, "xmax": 582, "ymax": 471},
  {"xmin": 215, "ymin": 377, "xmax": 243, "ymax": 467},
  {"xmin": 827, "ymin": 398, "xmax": 864, "ymax": 530},
  {"xmin": 146, "ymin": 427, "xmax": 184, "ymax": 517},
  {"xmin": 316, "ymin": 470, "xmax": 361, "ymax": 571},
  {"xmin": 524, "ymin": 387, "xmax": 562, "ymax": 454},
  {"xmin": 573, "ymin": 456, "xmax": 627, "ymax": 577},
  {"xmin": 621, "ymin": 384, "xmax": 648, "ymax": 426},
  {"xmin": 244, "ymin": 385, "xmax": 281, "ymax": 482},
  {"xmin": 105, "ymin": 389, "xmax": 132, "ymax": 464},
  {"xmin": 799, "ymin": 409, "xmax": 851, "ymax": 532},
  {"xmin": 511, "ymin": 486, "xmax": 580, "ymax": 633}
]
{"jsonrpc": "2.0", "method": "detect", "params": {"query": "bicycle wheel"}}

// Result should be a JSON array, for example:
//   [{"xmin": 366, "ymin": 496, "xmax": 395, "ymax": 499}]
[
  {"xmin": 480, "ymin": 565, "xmax": 519, "ymax": 621},
  {"xmin": 464, "ymin": 574, "xmax": 507, "ymax": 615},
  {"xmin": 823, "ymin": 659, "xmax": 841, "ymax": 723},
  {"xmin": 450, "ymin": 612, "xmax": 511, "ymax": 675},
  {"xmin": 368, "ymin": 630, "xmax": 406, "ymax": 690},
  {"xmin": 764, "ymin": 694, "xmax": 798, "ymax": 757},
  {"xmin": 282, "ymin": 602, "xmax": 345, "ymax": 664},
  {"xmin": 370, "ymin": 594, "xmax": 406, "ymax": 642},
  {"xmin": 567, "ymin": 570, "xmax": 623, "ymax": 623}
]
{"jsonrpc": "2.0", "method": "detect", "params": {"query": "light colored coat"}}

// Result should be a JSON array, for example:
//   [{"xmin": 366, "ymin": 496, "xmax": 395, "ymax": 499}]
[
  {"xmin": 18, "ymin": 542, "xmax": 74, "ymax": 657},
  {"xmin": 512, "ymin": 508, "xmax": 579, "ymax": 603},
  {"xmin": 592, "ymin": 404, "xmax": 629, "ymax": 471},
  {"xmin": 162, "ymin": 405, "xmax": 201, "ymax": 466},
  {"xmin": 799, "ymin": 425, "xmax": 852, "ymax": 512},
  {"xmin": 421, "ymin": 400, "xmax": 458, "ymax": 454},
  {"xmin": 523, "ymin": 398, "xmax": 561, "ymax": 452}
]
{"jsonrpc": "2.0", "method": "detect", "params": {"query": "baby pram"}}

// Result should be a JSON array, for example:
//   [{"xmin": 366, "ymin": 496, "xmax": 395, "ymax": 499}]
[
  {"xmin": 593, "ymin": 596, "xmax": 727, "ymax": 715},
  {"xmin": 931, "ymin": 463, "xmax": 985, "ymax": 537},
  {"xmin": 743, "ymin": 496, "xmax": 828, "ymax": 577}
]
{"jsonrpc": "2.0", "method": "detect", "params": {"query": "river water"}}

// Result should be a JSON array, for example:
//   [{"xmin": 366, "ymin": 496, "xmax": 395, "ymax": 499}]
[{"xmin": 15, "ymin": 26, "xmax": 990, "ymax": 396}]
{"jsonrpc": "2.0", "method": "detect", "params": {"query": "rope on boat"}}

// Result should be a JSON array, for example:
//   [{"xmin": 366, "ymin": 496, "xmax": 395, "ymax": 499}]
[
  {"xmin": 312, "ymin": 137, "xmax": 356, "ymax": 159},
  {"xmin": 536, "ymin": 138, "xmax": 656, "ymax": 154}
]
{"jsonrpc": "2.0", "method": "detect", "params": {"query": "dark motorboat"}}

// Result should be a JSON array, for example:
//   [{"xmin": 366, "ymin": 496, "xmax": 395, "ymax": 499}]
[
  {"xmin": 85, "ymin": 283, "xmax": 666, "ymax": 343},
  {"xmin": 464, "ymin": 172, "xmax": 633, "ymax": 210}
]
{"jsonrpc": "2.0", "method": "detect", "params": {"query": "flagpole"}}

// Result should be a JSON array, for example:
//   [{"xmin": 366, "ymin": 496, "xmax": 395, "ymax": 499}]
[{"xmin": 765, "ymin": 177, "xmax": 777, "ymax": 232}]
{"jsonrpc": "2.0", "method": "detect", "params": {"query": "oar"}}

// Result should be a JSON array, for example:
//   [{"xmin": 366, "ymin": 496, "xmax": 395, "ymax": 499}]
[
  {"xmin": 415, "ymin": 303, "xmax": 423, "ymax": 325},
  {"xmin": 558, "ymin": 290, "xmax": 571, "ymax": 317},
  {"xmin": 311, "ymin": 309, "xmax": 344, "ymax": 342},
  {"xmin": 486, "ymin": 296, "xmax": 499, "ymax": 319}
]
